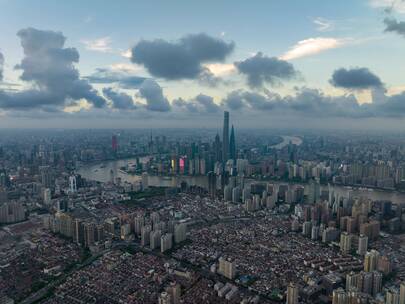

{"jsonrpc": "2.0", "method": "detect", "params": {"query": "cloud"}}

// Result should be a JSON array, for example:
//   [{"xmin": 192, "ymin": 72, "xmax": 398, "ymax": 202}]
[
  {"xmin": 221, "ymin": 90, "xmax": 245, "ymax": 110},
  {"xmin": 81, "ymin": 36, "xmax": 112, "ymax": 52},
  {"xmin": 194, "ymin": 94, "xmax": 220, "ymax": 112},
  {"xmin": 330, "ymin": 67, "xmax": 383, "ymax": 90},
  {"xmin": 222, "ymin": 86, "xmax": 405, "ymax": 118},
  {"xmin": 222, "ymin": 88, "xmax": 362, "ymax": 117},
  {"xmin": 102, "ymin": 87, "xmax": 136, "ymax": 110},
  {"xmin": 280, "ymin": 37, "xmax": 349, "ymax": 60},
  {"xmin": 204, "ymin": 63, "xmax": 236, "ymax": 76},
  {"xmin": 85, "ymin": 68, "xmax": 122, "ymax": 83},
  {"xmin": 370, "ymin": 0, "xmax": 405, "ymax": 13},
  {"xmin": 131, "ymin": 33, "xmax": 234, "ymax": 80},
  {"xmin": 384, "ymin": 18, "xmax": 405, "ymax": 37},
  {"xmin": 109, "ymin": 63, "xmax": 141, "ymax": 73},
  {"xmin": 121, "ymin": 49, "xmax": 132, "ymax": 58},
  {"xmin": 377, "ymin": 91, "xmax": 405, "ymax": 115},
  {"xmin": 235, "ymin": 52, "xmax": 297, "ymax": 88},
  {"xmin": 371, "ymin": 87, "xmax": 388, "ymax": 104},
  {"xmin": 85, "ymin": 68, "xmax": 147, "ymax": 89},
  {"xmin": 0, "ymin": 90, "xmax": 58, "ymax": 110},
  {"xmin": 198, "ymin": 68, "xmax": 221, "ymax": 87},
  {"xmin": 197, "ymin": 63, "xmax": 235, "ymax": 87},
  {"xmin": 313, "ymin": 17, "xmax": 334, "ymax": 32},
  {"xmin": 197, "ymin": 68, "xmax": 230, "ymax": 87},
  {"xmin": 119, "ymin": 76, "xmax": 149, "ymax": 89},
  {"xmin": 173, "ymin": 93, "xmax": 220, "ymax": 113},
  {"xmin": 172, "ymin": 98, "xmax": 199, "ymax": 113},
  {"xmin": 0, "ymin": 51, "xmax": 3, "ymax": 81},
  {"xmin": 0, "ymin": 28, "xmax": 106, "ymax": 110},
  {"xmin": 138, "ymin": 79, "xmax": 171, "ymax": 112}
]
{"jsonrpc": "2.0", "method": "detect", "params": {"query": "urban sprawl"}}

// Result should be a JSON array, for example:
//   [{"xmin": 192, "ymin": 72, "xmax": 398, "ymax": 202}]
[{"xmin": 1, "ymin": 112, "xmax": 405, "ymax": 304}]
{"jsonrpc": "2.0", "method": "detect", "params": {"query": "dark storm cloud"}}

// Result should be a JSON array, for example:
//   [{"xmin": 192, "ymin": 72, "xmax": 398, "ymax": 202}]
[
  {"xmin": 131, "ymin": 33, "xmax": 235, "ymax": 80},
  {"xmin": 0, "ymin": 28, "xmax": 107, "ymax": 110},
  {"xmin": 384, "ymin": 18, "xmax": 405, "ymax": 37},
  {"xmin": 330, "ymin": 67, "xmax": 383, "ymax": 90},
  {"xmin": 85, "ymin": 68, "xmax": 147, "ymax": 89},
  {"xmin": 102, "ymin": 87, "xmax": 136, "ymax": 110},
  {"xmin": 235, "ymin": 52, "xmax": 297, "ymax": 88},
  {"xmin": 138, "ymin": 79, "xmax": 171, "ymax": 112},
  {"xmin": 0, "ymin": 51, "xmax": 4, "ymax": 81}
]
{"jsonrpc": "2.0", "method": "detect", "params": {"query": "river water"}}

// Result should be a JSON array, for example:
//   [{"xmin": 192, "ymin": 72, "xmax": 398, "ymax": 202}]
[
  {"xmin": 272, "ymin": 135, "xmax": 303, "ymax": 149},
  {"xmin": 76, "ymin": 136, "xmax": 405, "ymax": 204}
]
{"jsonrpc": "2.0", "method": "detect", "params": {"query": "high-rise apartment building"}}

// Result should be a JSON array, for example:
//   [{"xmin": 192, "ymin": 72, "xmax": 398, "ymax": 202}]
[
  {"xmin": 161, "ymin": 233, "xmax": 173, "ymax": 252},
  {"xmin": 286, "ymin": 282, "xmax": 299, "ymax": 304}
]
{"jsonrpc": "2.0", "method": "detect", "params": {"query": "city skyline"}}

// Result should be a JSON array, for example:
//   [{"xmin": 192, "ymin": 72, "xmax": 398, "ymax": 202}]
[
  {"xmin": 3, "ymin": 2, "xmax": 405, "ymax": 304},
  {"xmin": 0, "ymin": 115, "xmax": 405, "ymax": 303},
  {"xmin": 2, "ymin": 1, "xmax": 405, "ymax": 129}
]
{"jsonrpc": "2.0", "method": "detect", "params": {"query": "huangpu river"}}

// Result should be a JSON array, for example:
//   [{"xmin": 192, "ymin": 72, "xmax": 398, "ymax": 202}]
[{"xmin": 77, "ymin": 135, "xmax": 405, "ymax": 205}]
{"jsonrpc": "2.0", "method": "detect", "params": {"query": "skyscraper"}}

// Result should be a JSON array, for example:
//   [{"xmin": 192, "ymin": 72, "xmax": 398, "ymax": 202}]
[
  {"xmin": 213, "ymin": 133, "xmax": 222, "ymax": 162},
  {"xmin": 40, "ymin": 166, "xmax": 53, "ymax": 188},
  {"xmin": 208, "ymin": 171, "xmax": 217, "ymax": 197},
  {"xmin": 222, "ymin": 111, "xmax": 229, "ymax": 163},
  {"xmin": 69, "ymin": 175, "xmax": 77, "ymax": 193},
  {"xmin": 229, "ymin": 125, "xmax": 236, "ymax": 161},
  {"xmin": 112, "ymin": 134, "xmax": 118, "ymax": 153}
]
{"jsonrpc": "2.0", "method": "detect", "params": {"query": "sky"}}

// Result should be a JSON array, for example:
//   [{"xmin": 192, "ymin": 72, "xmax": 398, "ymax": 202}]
[{"xmin": 1, "ymin": 0, "xmax": 405, "ymax": 129}]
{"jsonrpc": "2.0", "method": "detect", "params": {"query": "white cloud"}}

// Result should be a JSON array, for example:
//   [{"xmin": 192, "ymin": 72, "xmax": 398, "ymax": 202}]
[
  {"xmin": 121, "ymin": 49, "xmax": 132, "ymax": 58},
  {"xmin": 203, "ymin": 63, "xmax": 236, "ymax": 76},
  {"xmin": 64, "ymin": 99, "xmax": 91, "ymax": 113},
  {"xmin": 313, "ymin": 17, "xmax": 334, "ymax": 32},
  {"xmin": 109, "ymin": 63, "xmax": 144, "ymax": 73},
  {"xmin": 370, "ymin": 0, "xmax": 405, "ymax": 13},
  {"xmin": 280, "ymin": 37, "xmax": 351, "ymax": 60},
  {"xmin": 81, "ymin": 37, "xmax": 112, "ymax": 53}
]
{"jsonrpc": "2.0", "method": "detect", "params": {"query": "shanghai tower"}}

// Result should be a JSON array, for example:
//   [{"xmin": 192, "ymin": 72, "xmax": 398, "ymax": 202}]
[{"xmin": 222, "ymin": 111, "xmax": 229, "ymax": 163}]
